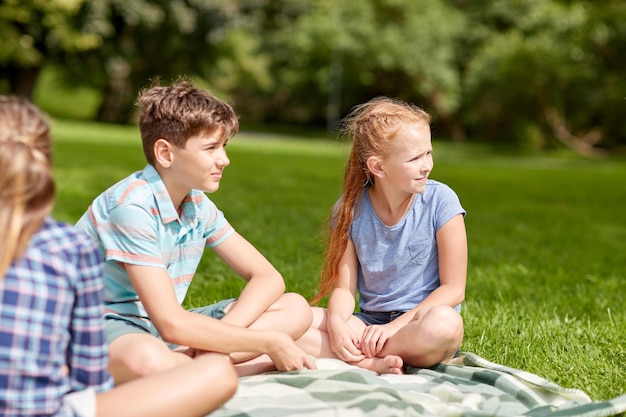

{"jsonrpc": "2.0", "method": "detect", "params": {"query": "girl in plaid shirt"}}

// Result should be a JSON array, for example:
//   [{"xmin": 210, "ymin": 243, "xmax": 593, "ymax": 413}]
[{"xmin": 0, "ymin": 96, "xmax": 237, "ymax": 417}]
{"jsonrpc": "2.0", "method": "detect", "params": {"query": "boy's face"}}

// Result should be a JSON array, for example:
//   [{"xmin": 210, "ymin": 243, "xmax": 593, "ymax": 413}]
[{"xmin": 169, "ymin": 129, "xmax": 230, "ymax": 194}]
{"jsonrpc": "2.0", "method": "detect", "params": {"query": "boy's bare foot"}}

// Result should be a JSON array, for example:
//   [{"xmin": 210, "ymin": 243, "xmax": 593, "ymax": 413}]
[{"xmin": 355, "ymin": 355, "xmax": 403, "ymax": 375}]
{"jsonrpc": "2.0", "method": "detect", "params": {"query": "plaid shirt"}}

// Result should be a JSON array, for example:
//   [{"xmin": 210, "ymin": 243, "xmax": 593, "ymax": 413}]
[{"xmin": 0, "ymin": 217, "xmax": 113, "ymax": 417}]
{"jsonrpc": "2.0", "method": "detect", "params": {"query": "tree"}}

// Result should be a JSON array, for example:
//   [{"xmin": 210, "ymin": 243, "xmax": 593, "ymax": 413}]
[
  {"xmin": 230, "ymin": 0, "xmax": 467, "ymax": 136},
  {"xmin": 6, "ymin": 0, "xmax": 624, "ymax": 153},
  {"xmin": 457, "ymin": 0, "xmax": 626, "ymax": 154},
  {"xmin": 0, "ymin": 0, "xmax": 100, "ymax": 96},
  {"xmin": 576, "ymin": 0, "xmax": 626, "ymax": 151},
  {"xmin": 57, "ymin": 0, "xmax": 265, "ymax": 123}
]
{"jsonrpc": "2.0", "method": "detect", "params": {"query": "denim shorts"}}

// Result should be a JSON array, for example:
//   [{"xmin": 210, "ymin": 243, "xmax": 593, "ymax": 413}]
[
  {"xmin": 104, "ymin": 298, "xmax": 236, "ymax": 350},
  {"xmin": 353, "ymin": 310, "xmax": 408, "ymax": 325}
]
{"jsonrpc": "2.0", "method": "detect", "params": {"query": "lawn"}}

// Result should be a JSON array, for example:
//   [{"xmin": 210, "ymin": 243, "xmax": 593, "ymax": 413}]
[{"xmin": 50, "ymin": 118, "xmax": 625, "ymax": 402}]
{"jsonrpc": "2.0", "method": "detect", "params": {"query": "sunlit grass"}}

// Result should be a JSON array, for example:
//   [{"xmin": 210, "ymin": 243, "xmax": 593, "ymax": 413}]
[{"xmin": 50, "ymin": 118, "xmax": 626, "ymax": 401}]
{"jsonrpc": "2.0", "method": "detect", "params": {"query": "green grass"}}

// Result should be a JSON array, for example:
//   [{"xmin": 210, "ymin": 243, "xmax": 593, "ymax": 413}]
[{"xmin": 50, "ymin": 118, "xmax": 626, "ymax": 401}]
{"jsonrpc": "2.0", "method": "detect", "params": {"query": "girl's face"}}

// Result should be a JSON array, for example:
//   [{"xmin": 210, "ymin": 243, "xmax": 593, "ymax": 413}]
[{"xmin": 377, "ymin": 122, "xmax": 433, "ymax": 195}]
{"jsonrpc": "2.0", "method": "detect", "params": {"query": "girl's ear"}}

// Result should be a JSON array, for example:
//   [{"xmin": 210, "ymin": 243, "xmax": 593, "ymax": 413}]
[
  {"xmin": 366, "ymin": 155, "xmax": 384, "ymax": 179},
  {"xmin": 154, "ymin": 138, "xmax": 173, "ymax": 168}
]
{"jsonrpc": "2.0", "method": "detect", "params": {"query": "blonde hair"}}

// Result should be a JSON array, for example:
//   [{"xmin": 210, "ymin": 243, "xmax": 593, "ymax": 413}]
[
  {"xmin": 0, "ymin": 96, "xmax": 54, "ymax": 278},
  {"xmin": 311, "ymin": 97, "xmax": 431, "ymax": 304}
]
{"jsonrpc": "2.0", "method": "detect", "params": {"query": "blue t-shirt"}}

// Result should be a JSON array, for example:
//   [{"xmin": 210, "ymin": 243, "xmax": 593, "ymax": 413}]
[{"xmin": 350, "ymin": 180, "xmax": 465, "ymax": 312}]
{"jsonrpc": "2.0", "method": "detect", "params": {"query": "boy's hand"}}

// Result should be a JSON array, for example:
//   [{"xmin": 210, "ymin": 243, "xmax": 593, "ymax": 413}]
[
  {"xmin": 327, "ymin": 317, "xmax": 365, "ymax": 363},
  {"xmin": 266, "ymin": 333, "xmax": 317, "ymax": 371}
]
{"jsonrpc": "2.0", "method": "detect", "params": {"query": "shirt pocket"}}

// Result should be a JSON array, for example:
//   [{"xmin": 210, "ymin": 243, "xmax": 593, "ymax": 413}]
[{"xmin": 408, "ymin": 239, "xmax": 432, "ymax": 266}]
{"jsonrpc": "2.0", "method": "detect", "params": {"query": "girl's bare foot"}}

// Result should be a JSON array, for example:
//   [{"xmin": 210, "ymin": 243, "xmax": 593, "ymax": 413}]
[{"xmin": 354, "ymin": 355, "xmax": 403, "ymax": 375}]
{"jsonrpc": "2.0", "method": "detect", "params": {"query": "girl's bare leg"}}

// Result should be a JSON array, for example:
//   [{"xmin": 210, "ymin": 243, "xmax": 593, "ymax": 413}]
[
  {"xmin": 297, "ymin": 307, "xmax": 403, "ymax": 375},
  {"xmin": 379, "ymin": 305, "xmax": 464, "ymax": 368},
  {"xmin": 96, "ymin": 353, "xmax": 237, "ymax": 417}
]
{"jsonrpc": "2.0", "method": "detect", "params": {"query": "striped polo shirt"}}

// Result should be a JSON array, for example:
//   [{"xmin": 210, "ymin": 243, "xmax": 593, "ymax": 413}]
[{"xmin": 75, "ymin": 164, "xmax": 233, "ymax": 331}]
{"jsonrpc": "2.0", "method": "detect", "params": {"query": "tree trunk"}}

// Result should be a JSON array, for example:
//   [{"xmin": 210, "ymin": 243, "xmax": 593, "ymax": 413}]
[
  {"xmin": 3, "ymin": 65, "xmax": 41, "ymax": 98},
  {"xmin": 97, "ymin": 84, "xmax": 134, "ymax": 124},
  {"xmin": 97, "ymin": 58, "xmax": 134, "ymax": 124},
  {"xmin": 544, "ymin": 106, "xmax": 607, "ymax": 159}
]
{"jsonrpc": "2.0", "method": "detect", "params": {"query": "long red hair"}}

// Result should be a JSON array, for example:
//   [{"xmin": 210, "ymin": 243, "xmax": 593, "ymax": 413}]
[{"xmin": 311, "ymin": 97, "xmax": 431, "ymax": 304}]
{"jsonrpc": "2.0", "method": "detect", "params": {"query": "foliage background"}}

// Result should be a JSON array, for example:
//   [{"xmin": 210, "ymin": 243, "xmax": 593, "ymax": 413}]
[{"xmin": 1, "ymin": 0, "xmax": 625, "ymax": 155}]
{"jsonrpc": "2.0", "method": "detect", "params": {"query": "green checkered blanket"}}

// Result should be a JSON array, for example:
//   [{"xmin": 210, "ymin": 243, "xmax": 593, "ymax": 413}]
[{"xmin": 209, "ymin": 352, "xmax": 626, "ymax": 417}]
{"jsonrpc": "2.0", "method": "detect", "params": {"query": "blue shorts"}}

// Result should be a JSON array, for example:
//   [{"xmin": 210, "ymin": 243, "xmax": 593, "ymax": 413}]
[
  {"xmin": 353, "ymin": 310, "xmax": 408, "ymax": 325},
  {"xmin": 104, "ymin": 298, "xmax": 235, "ymax": 350}
]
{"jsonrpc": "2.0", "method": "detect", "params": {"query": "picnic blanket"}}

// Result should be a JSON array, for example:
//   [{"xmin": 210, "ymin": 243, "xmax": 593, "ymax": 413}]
[{"xmin": 209, "ymin": 352, "xmax": 626, "ymax": 417}]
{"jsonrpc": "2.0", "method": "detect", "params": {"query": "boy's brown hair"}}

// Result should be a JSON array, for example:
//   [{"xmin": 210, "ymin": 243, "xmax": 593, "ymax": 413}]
[{"xmin": 137, "ymin": 79, "xmax": 239, "ymax": 165}]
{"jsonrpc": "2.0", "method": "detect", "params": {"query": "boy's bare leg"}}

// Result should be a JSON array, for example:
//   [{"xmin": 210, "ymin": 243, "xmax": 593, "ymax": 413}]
[
  {"xmin": 96, "ymin": 353, "xmax": 237, "ymax": 417},
  {"xmin": 231, "ymin": 354, "xmax": 278, "ymax": 376},
  {"xmin": 109, "ymin": 292, "xmax": 315, "ymax": 381},
  {"xmin": 227, "ymin": 292, "xmax": 313, "ymax": 368},
  {"xmin": 226, "ymin": 292, "xmax": 313, "ymax": 340}
]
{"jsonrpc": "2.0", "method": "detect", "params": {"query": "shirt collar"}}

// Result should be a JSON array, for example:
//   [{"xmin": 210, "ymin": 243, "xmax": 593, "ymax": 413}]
[
  {"xmin": 141, "ymin": 164, "xmax": 180, "ymax": 225},
  {"xmin": 141, "ymin": 164, "xmax": 202, "ymax": 227}
]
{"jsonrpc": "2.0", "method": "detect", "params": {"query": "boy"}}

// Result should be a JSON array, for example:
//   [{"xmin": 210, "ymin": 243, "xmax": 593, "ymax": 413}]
[{"xmin": 76, "ymin": 79, "xmax": 316, "ymax": 384}]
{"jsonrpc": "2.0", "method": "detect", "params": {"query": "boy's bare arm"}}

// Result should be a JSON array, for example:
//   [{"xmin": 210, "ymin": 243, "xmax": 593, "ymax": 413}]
[
  {"xmin": 125, "ymin": 263, "xmax": 316, "ymax": 371},
  {"xmin": 211, "ymin": 231, "xmax": 286, "ymax": 327}
]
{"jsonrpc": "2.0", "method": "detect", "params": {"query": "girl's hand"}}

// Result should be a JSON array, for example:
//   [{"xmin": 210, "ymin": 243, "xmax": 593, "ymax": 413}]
[
  {"xmin": 359, "ymin": 323, "xmax": 399, "ymax": 358},
  {"xmin": 327, "ymin": 318, "xmax": 365, "ymax": 363}
]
